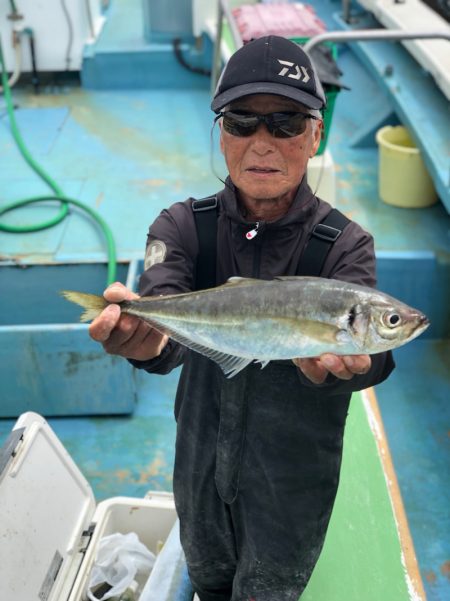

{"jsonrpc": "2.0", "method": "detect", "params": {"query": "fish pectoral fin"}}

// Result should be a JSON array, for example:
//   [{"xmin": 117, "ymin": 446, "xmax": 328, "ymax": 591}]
[
  {"xmin": 336, "ymin": 329, "xmax": 363, "ymax": 351},
  {"xmin": 336, "ymin": 329, "xmax": 352, "ymax": 344}
]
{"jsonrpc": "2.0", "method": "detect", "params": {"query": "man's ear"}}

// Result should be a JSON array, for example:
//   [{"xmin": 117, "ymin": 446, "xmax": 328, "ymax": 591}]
[{"xmin": 310, "ymin": 120, "xmax": 323, "ymax": 158}]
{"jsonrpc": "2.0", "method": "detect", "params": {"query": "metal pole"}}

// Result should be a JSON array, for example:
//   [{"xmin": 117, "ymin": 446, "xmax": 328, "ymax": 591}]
[
  {"xmin": 303, "ymin": 30, "xmax": 450, "ymax": 53},
  {"xmin": 211, "ymin": 1, "xmax": 244, "ymax": 94},
  {"xmin": 220, "ymin": 0, "xmax": 243, "ymax": 52},
  {"xmin": 210, "ymin": 1, "xmax": 224, "ymax": 95}
]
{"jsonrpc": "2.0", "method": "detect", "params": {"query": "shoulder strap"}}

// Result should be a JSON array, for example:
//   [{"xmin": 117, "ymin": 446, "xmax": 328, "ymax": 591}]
[
  {"xmin": 192, "ymin": 195, "xmax": 218, "ymax": 290},
  {"xmin": 296, "ymin": 208, "xmax": 350, "ymax": 277}
]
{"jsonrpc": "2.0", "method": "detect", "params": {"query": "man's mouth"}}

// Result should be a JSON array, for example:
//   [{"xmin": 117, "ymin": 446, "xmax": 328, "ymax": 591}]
[{"xmin": 246, "ymin": 166, "xmax": 280, "ymax": 173}]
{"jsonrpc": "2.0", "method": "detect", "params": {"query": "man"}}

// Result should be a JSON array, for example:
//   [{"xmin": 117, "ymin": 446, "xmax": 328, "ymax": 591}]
[{"xmin": 90, "ymin": 36, "xmax": 394, "ymax": 601}]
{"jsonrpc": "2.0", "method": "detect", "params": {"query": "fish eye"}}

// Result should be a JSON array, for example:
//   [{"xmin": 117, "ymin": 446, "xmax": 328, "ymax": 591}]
[{"xmin": 383, "ymin": 311, "xmax": 401, "ymax": 328}]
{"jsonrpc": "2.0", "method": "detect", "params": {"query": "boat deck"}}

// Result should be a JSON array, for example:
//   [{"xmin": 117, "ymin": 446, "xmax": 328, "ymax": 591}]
[{"xmin": 1, "ymin": 1, "xmax": 449, "ymax": 599}]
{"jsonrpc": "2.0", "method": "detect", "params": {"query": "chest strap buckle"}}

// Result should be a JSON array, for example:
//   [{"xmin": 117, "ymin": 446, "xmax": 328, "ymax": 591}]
[
  {"xmin": 192, "ymin": 196, "xmax": 218, "ymax": 212},
  {"xmin": 311, "ymin": 223, "xmax": 342, "ymax": 242}
]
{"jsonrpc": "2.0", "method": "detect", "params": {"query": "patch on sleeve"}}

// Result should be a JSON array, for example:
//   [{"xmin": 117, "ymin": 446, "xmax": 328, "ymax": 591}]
[{"xmin": 144, "ymin": 240, "xmax": 167, "ymax": 270}]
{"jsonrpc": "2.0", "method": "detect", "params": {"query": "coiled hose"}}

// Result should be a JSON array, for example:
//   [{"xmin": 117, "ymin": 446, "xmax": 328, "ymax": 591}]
[{"xmin": 0, "ymin": 33, "xmax": 117, "ymax": 285}]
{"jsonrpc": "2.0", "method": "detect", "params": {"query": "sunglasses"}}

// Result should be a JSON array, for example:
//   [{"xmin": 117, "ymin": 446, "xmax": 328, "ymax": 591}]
[{"xmin": 218, "ymin": 110, "xmax": 318, "ymax": 138}]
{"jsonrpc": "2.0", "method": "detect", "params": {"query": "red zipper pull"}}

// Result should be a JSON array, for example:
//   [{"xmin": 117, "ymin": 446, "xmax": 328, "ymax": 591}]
[{"xmin": 246, "ymin": 222, "xmax": 260, "ymax": 240}]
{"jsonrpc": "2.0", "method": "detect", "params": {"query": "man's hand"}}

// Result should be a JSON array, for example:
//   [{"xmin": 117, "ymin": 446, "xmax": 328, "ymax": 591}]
[
  {"xmin": 89, "ymin": 282, "xmax": 168, "ymax": 362},
  {"xmin": 293, "ymin": 354, "xmax": 371, "ymax": 384}
]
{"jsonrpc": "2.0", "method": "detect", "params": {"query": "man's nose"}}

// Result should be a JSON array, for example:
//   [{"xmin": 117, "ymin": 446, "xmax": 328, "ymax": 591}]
[{"xmin": 250, "ymin": 124, "xmax": 277, "ymax": 150}]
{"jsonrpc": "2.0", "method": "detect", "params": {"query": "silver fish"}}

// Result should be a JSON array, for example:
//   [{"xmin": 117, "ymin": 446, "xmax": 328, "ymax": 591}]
[{"xmin": 62, "ymin": 277, "xmax": 429, "ymax": 378}]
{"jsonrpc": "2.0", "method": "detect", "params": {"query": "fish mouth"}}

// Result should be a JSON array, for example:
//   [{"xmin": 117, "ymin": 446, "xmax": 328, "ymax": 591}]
[
  {"xmin": 418, "ymin": 313, "xmax": 430, "ymax": 330},
  {"xmin": 411, "ymin": 313, "xmax": 430, "ymax": 338}
]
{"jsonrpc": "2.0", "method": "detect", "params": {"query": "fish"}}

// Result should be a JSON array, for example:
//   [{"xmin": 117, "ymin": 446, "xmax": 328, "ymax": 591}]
[{"xmin": 61, "ymin": 276, "xmax": 429, "ymax": 378}]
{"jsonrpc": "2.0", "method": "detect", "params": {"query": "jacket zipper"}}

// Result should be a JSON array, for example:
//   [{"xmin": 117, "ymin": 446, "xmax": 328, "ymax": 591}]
[
  {"xmin": 250, "ymin": 223, "xmax": 264, "ymax": 278},
  {"xmin": 244, "ymin": 221, "xmax": 265, "ymax": 278}
]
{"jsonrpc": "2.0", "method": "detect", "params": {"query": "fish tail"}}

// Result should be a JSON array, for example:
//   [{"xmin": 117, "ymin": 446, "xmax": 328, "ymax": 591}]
[{"xmin": 61, "ymin": 290, "xmax": 108, "ymax": 322}]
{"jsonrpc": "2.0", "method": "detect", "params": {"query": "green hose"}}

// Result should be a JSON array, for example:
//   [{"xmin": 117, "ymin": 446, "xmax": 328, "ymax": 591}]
[
  {"xmin": 8, "ymin": 1, "xmax": 19, "ymax": 15},
  {"xmin": 0, "ymin": 33, "xmax": 117, "ymax": 285}
]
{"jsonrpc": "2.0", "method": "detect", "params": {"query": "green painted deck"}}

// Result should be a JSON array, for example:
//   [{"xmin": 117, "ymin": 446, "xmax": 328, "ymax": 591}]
[{"xmin": 304, "ymin": 390, "xmax": 422, "ymax": 600}]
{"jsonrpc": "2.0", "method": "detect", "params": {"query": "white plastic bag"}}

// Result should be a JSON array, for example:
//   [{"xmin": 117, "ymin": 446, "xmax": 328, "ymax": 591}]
[{"xmin": 87, "ymin": 532, "xmax": 156, "ymax": 601}]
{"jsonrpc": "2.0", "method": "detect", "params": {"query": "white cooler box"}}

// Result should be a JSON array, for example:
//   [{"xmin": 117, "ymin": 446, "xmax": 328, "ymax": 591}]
[{"xmin": 0, "ymin": 412, "xmax": 184, "ymax": 601}]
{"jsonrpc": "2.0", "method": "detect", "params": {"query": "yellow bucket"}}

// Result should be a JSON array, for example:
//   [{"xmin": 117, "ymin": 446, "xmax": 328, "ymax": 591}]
[{"xmin": 376, "ymin": 125, "xmax": 438, "ymax": 208}]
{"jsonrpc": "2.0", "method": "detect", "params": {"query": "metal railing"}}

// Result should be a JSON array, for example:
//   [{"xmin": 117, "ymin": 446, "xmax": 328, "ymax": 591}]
[
  {"xmin": 211, "ymin": 0, "xmax": 450, "ymax": 92},
  {"xmin": 211, "ymin": 0, "xmax": 243, "ymax": 94},
  {"xmin": 303, "ymin": 29, "xmax": 450, "ymax": 53}
]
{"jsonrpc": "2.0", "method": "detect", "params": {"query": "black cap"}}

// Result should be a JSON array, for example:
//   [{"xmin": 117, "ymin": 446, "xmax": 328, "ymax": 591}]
[{"xmin": 211, "ymin": 36, "xmax": 327, "ymax": 113}]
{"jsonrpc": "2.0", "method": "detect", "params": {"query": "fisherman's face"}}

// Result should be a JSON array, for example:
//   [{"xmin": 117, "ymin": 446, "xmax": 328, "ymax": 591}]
[{"xmin": 219, "ymin": 94, "xmax": 322, "ymax": 206}]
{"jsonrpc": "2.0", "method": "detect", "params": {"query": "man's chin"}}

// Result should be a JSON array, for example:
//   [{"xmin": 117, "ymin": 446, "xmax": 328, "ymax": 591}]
[{"xmin": 239, "ymin": 184, "xmax": 292, "ymax": 201}]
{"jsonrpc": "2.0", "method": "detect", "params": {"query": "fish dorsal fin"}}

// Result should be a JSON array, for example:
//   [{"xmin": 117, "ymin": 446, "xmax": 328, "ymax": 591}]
[
  {"xmin": 224, "ymin": 277, "xmax": 264, "ymax": 287},
  {"xmin": 150, "ymin": 319, "xmax": 255, "ymax": 378},
  {"xmin": 274, "ymin": 276, "xmax": 320, "ymax": 282}
]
